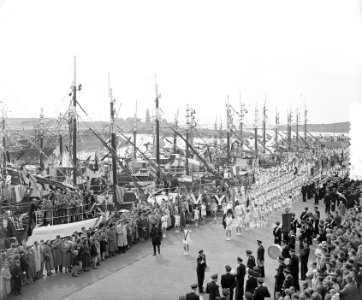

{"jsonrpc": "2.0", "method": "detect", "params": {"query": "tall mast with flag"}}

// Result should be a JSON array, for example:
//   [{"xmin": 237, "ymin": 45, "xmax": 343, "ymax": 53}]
[
  {"xmin": 133, "ymin": 101, "xmax": 137, "ymax": 159},
  {"xmin": 39, "ymin": 108, "xmax": 44, "ymax": 170},
  {"xmin": 70, "ymin": 56, "xmax": 81, "ymax": 186},
  {"xmin": 109, "ymin": 73, "xmax": 118, "ymax": 205},
  {"xmin": 155, "ymin": 76, "xmax": 161, "ymax": 181}
]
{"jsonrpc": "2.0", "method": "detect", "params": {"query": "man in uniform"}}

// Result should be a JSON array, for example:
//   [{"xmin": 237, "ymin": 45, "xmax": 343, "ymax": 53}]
[
  {"xmin": 256, "ymin": 240, "xmax": 265, "ymax": 278},
  {"xmin": 253, "ymin": 277, "xmax": 271, "ymax": 300},
  {"xmin": 206, "ymin": 274, "xmax": 220, "ymax": 300},
  {"xmin": 289, "ymin": 249, "xmax": 300, "ymax": 291},
  {"xmin": 274, "ymin": 256, "xmax": 286, "ymax": 297},
  {"xmin": 196, "ymin": 250, "xmax": 207, "ymax": 293},
  {"xmin": 273, "ymin": 222, "xmax": 282, "ymax": 245},
  {"xmin": 281, "ymin": 239, "xmax": 290, "ymax": 259},
  {"xmin": 288, "ymin": 230, "xmax": 296, "ymax": 250},
  {"xmin": 300, "ymin": 207, "xmax": 309, "ymax": 221},
  {"xmin": 299, "ymin": 240, "xmax": 310, "ymax": 280},
  {"xmin": 245, "ymin": 269, "xmax": 258, "ymax": 295},
  {"xmin": 186, "ymin": 283, "xmax": 200, "ymax": 300},
  {"xmin": 246, "ymin": 250, "xmax": 256, "ymax": 270},
  {"xmin": 313, "ymin": 206, "xmax": 320, "ymax": 237},
  {"xmin": 221, "ymin": 265, "xmax": 236, "ymax": 300},
  {"xmin": 235, "ymin": 257, "xmax": 246, "ymax": 300},
  {"xmin": 282, "ymin": 268, "xmax": 295, "ymax": 295}
]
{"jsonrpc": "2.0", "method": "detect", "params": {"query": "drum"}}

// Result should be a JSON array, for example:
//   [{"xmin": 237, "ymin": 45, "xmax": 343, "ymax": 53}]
[{"xmin": 267, "ymin": 244, "xmax": 282, "ymax": 260}]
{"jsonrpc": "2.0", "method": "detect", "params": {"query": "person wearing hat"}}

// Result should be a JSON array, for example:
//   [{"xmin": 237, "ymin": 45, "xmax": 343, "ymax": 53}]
[
  {"xmin": 245, "ymin": 268, "xmax": 258, "ymax": 295},
  {"xmin": 300, "ymin": 207, "xmax": 309, "ymax": 222},
  {"xmin": 196, "ymin": 250, "xmax": 207, "ymax": 293},
  {"xmin": 205, "ymin": 274, "xmax": 220, "ymax": 300},
  {"xmin": 299, "ymin": 240, "xmax": 310, "ymax": 281},
  {"xmin": 273, "ymin": 222, "xmax": 282, "ymax": 245},
  {"xmin": 281, "ymin": 239, "xmax": 291, "ymax": 259},
  {"xmin": 150, "ymin": 222, "xmax": 162, "ymax": 256},
  {"xmin": 235, "ymin": 257, "xmax": 246, "ymax": 300},
  {"xmin": 52, "ymin": 235, "xmax": 63, "ymax": 273},
  {"xmin": 282, "ymin": 268, "xmax": 295, "ymax": 295},
  {"xmin": 253, "ymin": 277, "xmax": 271, "ymax": 300},
  {"xmin": 289, "ymin": 248, "xmax": 300, "ymax": 291},
  {"xmin": 313, "ymin": 206, "xmax": 320, "ymax": 236},
  {"xmin": 221, "ymin": 265, "xmax": 236, "ymax": 300},
  {"xmin": 256, "ymin": 240, "xmax": 265, "ymax": 278},
  {"xmin": 185, "ymin": 283, "xmax": 200, "ymax": 300},
  {"xmin": 274, "ymin": 256, "xmax": 286, "ymax": 296},
  {"xmin": 246, "ymin": 250, "xmax": 256, "ymax": 270}
]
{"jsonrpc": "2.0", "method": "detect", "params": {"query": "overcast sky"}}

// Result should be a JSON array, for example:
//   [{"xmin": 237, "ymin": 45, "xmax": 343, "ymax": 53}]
[{"xmin": 0, "ymin": 0, "xmax": 361, "ymax": 129}]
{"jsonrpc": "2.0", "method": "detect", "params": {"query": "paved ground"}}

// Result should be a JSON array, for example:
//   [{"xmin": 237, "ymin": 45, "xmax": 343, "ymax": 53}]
[{"xmin": 9, "ymin": 196, "xmax": 325, "ymax": 300}]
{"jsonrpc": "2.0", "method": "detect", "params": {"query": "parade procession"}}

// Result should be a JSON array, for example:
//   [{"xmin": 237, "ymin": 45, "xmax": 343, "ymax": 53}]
[{"xmin": 0, "ymin": 1, "xmax": 362, "ymax": 299}]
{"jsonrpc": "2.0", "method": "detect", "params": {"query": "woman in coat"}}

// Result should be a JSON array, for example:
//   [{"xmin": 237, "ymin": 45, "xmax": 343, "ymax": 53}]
[
  {"xmin": 25, "ymin": 247, "xmax": 35, "ymax": 284},
  {"xmin": 0, "ymin": 259, "xmax": 11, "ymax": 298},
  {"xmin": 43, "ymin": 241, "xmax": 55, "ymax": 276},
  {"xmin": 117, "ymin": 221, "xmax": 128, "ymax": 253},
  {"xmin": 52, "ymin": 235, "xmax": 63, "ymax": 273},
  {"xmin": 60, "ymin": 237, "xmax": 72, "ymax": 273},
  {"xmin": 82, "ymin": 239, "xmax": 91, "ymax": 271},
  {"xmin": 150, "ymin": 223, "xmax": 162, "ymax": 256}
]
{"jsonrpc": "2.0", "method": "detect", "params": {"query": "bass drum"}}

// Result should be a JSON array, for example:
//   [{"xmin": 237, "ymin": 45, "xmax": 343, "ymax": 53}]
[{"xmin": 267, "ymin": 244, "xmax": 282, "ymax": 260}]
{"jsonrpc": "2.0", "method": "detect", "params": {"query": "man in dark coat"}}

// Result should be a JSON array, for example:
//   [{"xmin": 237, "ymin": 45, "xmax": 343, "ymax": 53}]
[
  {"xmin": 299, "ymin": 240, "xmax": 310, "ymax": 280},
  {"xmin": 282, "ymin": 269, "xmax": 295, "ymax": 295},
  {"xmin": 313, "ymin": 206, "xmax": 320, "ymax": 236},
  {"xmin": 253, "ymin": 277, "xmax": 271, "ymax": 300},
  {"xmin": 245, "ymin": 269, "xmax": 258, "ymax": 295},
  {"xmin": 274, "ymin": 256, "xmax": 286, "ymax": 296},
  {"xmin": 273, "ymin": 222, "xmax": 282, "ymax": 245},
  {"xmin": 300, "ymin": 207, "xmax": 309, "ymax": 221},
  {"xmin": 256, "ymin": 240, "xmax": 265, "ymax": 278},
  {"xmin": 281, "ymin": 240, "xmax": 291, "ymax": 259},
  {"xmin": 289, "ymin": 249, "xmax": 300, "ymax": 291},
  {"xmin": 301, "ymin": 184, "xmax": 307, "ymax": 202},
  {"xmin": 221, "ymin": 265, "xmax": 236, "ymax": 300},
  {"xmin": 186, "ymin": 283, "xmax": 200, "ymax": 300},
  {"xmin": 288, "ymin": 230, "xmax": 296, "ymax": 250},
  {"xmin": 196, "ymin": 250, "xmax": 207, "ymax": 293},
  {"xmin": 150, "ymin": 223, "xmax": 162, "ymax": 255},
  {"xmin": 235, "ymin": 257, "xmax": 246, "ymax": 300},
  {"xmin": 206, "ymin": 274, "xmax": 220, "ymax": 300},
  {"xmin": 246, "ymin": 250, "xmax": 256, "ymax": 270}
]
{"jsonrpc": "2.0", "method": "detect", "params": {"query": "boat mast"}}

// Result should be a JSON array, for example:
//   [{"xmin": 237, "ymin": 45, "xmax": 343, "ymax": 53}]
[
  {"xmin": 185, "ymin": 104, "xmax": 190, "ymax": 176},
  {"xmin": 287, "ymin": 109, "xmax": 292, "ymax": 152},
  {"xmin": 239, "ymin": 93, "xmax": 245, "ymax": 152},
  {"xmin": 39, "ymin": 108, "xmax": 44, "ymax": 170},
  {"xmin": 262, "ymin": 96, "xmax": 267, "ymax": 154},
  {"xmin": 304, "ymin": 105, "xmax": 308, "ymax": 144},
  {"xmin": 275, "ymin": 108, "xmax": 279, "ymax": 151},
  {"xmin": 2, "ymin": 102, "xmax": 6, "ymax": 177},
  {"xmin": 173, "ymin": 109, "xmax": 179, "ymax": 153},
  {"xmin": 109, "ymin": 73, "xmax": 118, "ymax": 204},
  {"xmin": 59, "ymin": 114, "xmax": 63, "ymax": 166},
  {"xmin": 155, "ymin": 76, "xmax": 160, "ymax": 180},
  {"xmin": 133, "ymin": 101, "xmax": 137, "ymax": 159},
  {"xmin": 296, "ymin": 108, "xmax": 299, "ymax": 152},
  {"xmin": 72, "ymin": 56, "xmax": 77, "ymax": 185},
  {"xmin": 226, "ymin": 96, "xmax": 231, "ymax": 164},
  {"xmin": 254, "ymin": 103, "xmax": 259, "ymax": 159}
]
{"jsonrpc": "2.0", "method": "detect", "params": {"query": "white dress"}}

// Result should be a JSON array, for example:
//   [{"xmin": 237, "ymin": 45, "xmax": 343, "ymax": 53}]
[
  {"xmin": 194, "ymin": 209, "xmax": 200, "ymax": 221},
  {"xmin": 201, "ymin": 204, "xmax": 206, "ymax": 217},
  {"xmin": 225, "ymin": 216, "xmax": 233, "ymax": 230},
  {"xmin": 161, "ymin": 215, "xmax": 168, "ymax": 229},
  {"xmin": 183, "ymin": 229, "xmax": 192, "ymax": 244}
]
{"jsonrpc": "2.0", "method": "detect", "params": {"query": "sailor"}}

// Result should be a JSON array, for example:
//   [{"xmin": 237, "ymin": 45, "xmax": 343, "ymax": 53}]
[
  {"xmin": 246, "ymin": 250, "xmax": 256, "ymax": 270},
  {"xmin": 256, "ymin": 240, "xmax": 265, "ymax": 278}
]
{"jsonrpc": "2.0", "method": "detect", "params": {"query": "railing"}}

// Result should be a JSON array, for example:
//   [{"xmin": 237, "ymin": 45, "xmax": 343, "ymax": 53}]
[{"xmin": 34, "ymin": 204, "xmax": 98, "ymax": 226}]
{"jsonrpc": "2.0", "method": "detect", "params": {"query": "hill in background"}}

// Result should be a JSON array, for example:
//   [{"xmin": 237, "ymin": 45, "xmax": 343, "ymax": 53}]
[{"xmin": 6, "ymin": 118, "xmax": 350, "ymax": 134}]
